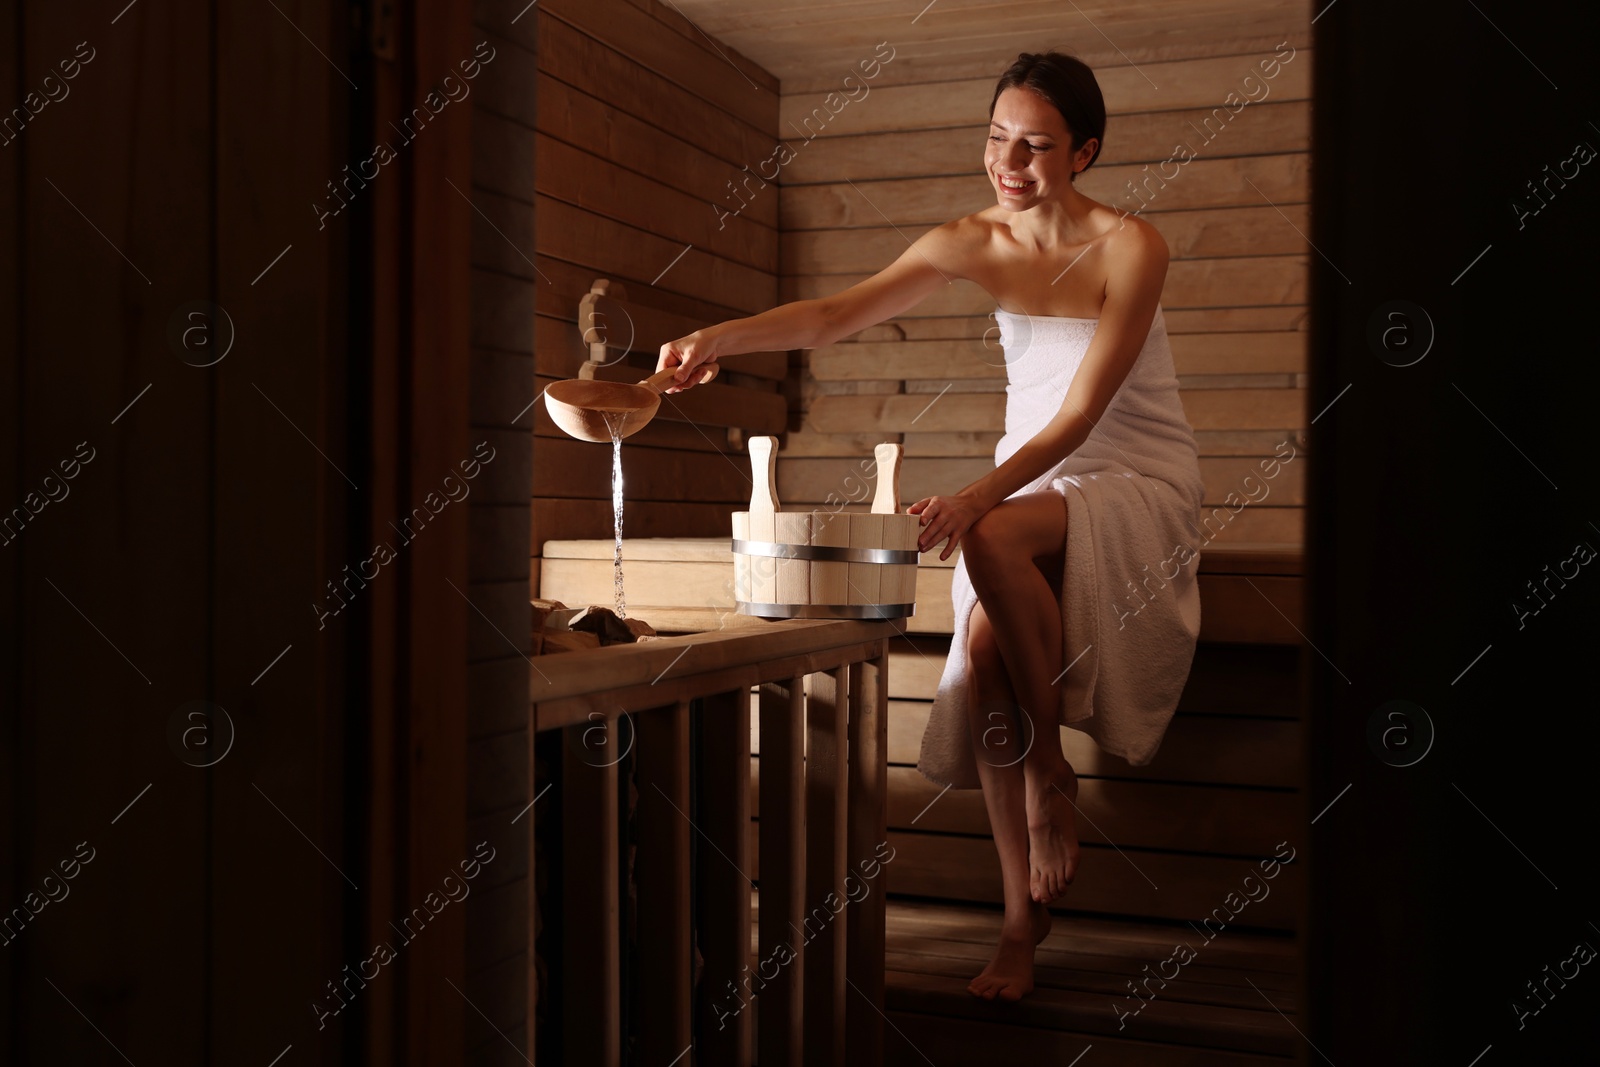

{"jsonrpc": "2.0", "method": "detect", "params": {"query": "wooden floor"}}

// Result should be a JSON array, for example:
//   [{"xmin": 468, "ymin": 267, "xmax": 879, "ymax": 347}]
[
  {"xmin": 751, "ymin": 892, "xmax": 1301, "ymax": 1066},
  {"xmin": 879, "ymin": 898, "xmax": 1301, "ymax": 1066}
]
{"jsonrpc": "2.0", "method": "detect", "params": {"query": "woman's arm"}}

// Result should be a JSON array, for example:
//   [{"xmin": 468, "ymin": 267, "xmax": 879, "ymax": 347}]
[
  {"xmin": 655, "ymin": 223, "xmax": 965, "ymax": 392},
  {"xmin": 910, "ymin": 222, "xmax": 1170, "ymax": 557}
]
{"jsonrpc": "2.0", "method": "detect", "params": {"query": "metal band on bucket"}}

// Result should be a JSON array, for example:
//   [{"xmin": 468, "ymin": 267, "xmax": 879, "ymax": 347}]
[
  {"xmin": 730, "ymin": 538, "xmax": 919, "ymax": 566},
  {"xmin": 736, "ymin": 601, "xmax": 916, "ymax": 619}
]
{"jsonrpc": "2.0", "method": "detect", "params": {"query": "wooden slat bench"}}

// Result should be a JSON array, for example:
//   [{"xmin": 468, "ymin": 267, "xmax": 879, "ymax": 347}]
[
  {"xmin": 541, "ymin": 536, "xmax": 1305, "ymax": 643},
  {"xmin": 860, "ymin": 542, "xmax": 1307, "ymax": 1065}
]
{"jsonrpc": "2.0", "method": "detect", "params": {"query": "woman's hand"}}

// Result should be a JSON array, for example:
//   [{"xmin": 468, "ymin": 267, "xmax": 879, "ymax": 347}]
[
  {"xmin": 657, "ymin": 328, "xmax": 720, "ymax": 395},
  {"xmin": 907, "ymin": 490, "xmax": 987, "ymax": 561}
]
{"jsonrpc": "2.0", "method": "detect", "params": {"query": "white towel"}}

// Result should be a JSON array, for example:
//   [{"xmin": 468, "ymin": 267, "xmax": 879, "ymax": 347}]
[{"xmin": 917, "ymin": 305, "xmax": 1206, "ymax": 789}]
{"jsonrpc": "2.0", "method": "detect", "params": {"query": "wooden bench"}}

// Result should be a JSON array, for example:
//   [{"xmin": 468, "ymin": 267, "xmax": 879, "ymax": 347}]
[
  {"xmin": 861, "ymin": 541, "xmax": 1307, "ymax": 1065},
  {"xmin": 542, "ymin": 537, "xmax": 1302, "ymax": 639}
]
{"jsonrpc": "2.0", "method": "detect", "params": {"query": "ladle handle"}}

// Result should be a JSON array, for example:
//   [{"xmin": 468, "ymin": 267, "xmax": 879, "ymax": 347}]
[{"xmin": 641, "ymin": 362, "xmax": 720, "ymax": 394}]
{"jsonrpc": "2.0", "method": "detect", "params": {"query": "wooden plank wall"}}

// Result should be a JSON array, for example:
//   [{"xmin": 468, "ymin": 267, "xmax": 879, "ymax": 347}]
[
  {"xmin": 775, "ymin": 48, "xmax": 1312, "ymax": 547},
  {"xmin": 5, "ymin": 2, "xmax": 356, "ymax": 1063},
  {"xmin": 528, "ymin": 0, "xmax": 784, "ymax": 589}
]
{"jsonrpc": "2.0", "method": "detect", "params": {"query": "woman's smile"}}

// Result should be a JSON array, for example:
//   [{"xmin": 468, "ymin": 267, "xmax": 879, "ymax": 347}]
[{"xmin": 996, "ymin": 172, "xmax": 1037, "ymax": 197}]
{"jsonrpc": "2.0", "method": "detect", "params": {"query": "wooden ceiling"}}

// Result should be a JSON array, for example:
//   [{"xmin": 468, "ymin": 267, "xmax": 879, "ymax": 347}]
[{"xmin": 668, "ymin": 0, "xmax": 1310, "ymax": 93}]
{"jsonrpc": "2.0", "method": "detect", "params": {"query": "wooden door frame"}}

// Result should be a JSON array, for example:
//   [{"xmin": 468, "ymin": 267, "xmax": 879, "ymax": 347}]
[{"xmin": 359, "ymin": 1, "xmax": 476, "ymax": 1063}]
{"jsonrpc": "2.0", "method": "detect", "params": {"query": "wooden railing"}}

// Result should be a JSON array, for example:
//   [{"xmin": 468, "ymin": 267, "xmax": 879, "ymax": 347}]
[{"xmin": 530, "ymin": 614, "xmax": 895, "ymax": 1066}]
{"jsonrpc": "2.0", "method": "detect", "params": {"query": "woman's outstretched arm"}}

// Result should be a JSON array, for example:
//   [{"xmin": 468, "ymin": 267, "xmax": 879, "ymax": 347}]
[{"xmin": 654, "ymin": 223, "xmax": 965, "ymax": 392}]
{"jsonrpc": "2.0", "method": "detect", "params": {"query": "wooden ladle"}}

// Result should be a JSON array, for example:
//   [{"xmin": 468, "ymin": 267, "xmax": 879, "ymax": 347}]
[{"xmin": 544, "ymin": 362, "xmax": 720, "ymax": 443}]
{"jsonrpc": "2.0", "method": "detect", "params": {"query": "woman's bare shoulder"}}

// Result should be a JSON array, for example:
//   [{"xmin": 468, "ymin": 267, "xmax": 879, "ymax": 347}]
[
  {"xmin": 921, "ymin": 210, "xmax": 1003, "ymax": 247},
  {"xmin": 1098, "ymin": 208, "xmax": 1170, "ymax": 261},
  {"xmin": 1095, "ymin": 209, "xmax": 1170, "ymax": 300},
  {"xmin": 911, "ymin": 210, "xmax": 1007, "ymax": 271}
]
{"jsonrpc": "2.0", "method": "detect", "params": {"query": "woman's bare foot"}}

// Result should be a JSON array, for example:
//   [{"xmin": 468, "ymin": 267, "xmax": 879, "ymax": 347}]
[
  {"xmin": 968, "ymin": 904, "xmax": 1052, "ymax": 1001},
  {"xmin": 1025, "ymin": 763, "xmax": 1080, "ymax": 903}
]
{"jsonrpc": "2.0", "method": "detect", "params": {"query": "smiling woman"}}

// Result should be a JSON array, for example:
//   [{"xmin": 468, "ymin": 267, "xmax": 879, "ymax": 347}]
[
  {"xmin": 656, "ymin": 48, "xmax": 1207, "ymax": 1006},
  {"xmin": 985, "ymin": 49, "xmax": 1106, "ymax": 206}
]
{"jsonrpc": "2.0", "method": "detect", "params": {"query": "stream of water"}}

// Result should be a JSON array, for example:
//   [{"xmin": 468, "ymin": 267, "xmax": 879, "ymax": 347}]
[{"xmin": 600, "ymin": 411, "xmax": 628, "ymax": 618}]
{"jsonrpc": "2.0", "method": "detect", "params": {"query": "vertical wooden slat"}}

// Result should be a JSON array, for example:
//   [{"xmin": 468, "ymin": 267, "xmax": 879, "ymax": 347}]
[
  {"xmin": 846, "ymin": 513, "xmax": 885, "ymax": 605},
  {"xmin": 845, "ymin": 646, "xmax": 889, "ymax": 1061},
  {"xmin": 810, "ymin": 511, "xmax": 850, "ymax": 605},
  {"xmin": 697, "ymin": 688, "xmax": 753, "ymax": 1067},
  {"xmin": 638, "ymin": 700, "xmax": 693, "ymax": 1061},
  {"xmin": 216, "ymin": 0, "xmax": 353, "ymax": 1058},
  {"xmin": 0, "ymin": 4, "xmax": 16, "ymax": 1049},
  {"xmin": 14, "ymin": 3, "xmax": 214, "ymax": 1061},
  {"xmin": 400, "ymin": 4, "xmax": 475, "ymax": 1064},
  {"xmin": 366, "ymin": 24, "xmax": 406, "ymax": 1061},
  {"xmin": 775, "ymin": 513, "xmax": 813, "ymax": 607},
  {"xmin": 804, "ymin": 666, "xmax": 849, "ymax": 1067},
  {"xmin": 887, "ymin": 517, "xmax": 921, "ymax": 606},
  {"xmin": 563, "ymin": 716, "xmax": 621, "ymax": 1066},
  {"xmin": 757, "ymin": 677, "xmax": 806, "ymax": 1067},
  {"xmin": 732, "ymin": 511, "xmax": 751, "ymax": 603}
]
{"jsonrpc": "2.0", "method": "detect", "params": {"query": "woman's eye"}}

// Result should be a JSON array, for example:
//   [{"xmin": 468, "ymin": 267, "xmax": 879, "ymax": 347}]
[
  {"xmin": 1028, "ymin": 143, "xmax": 1050, "ymax": 152},
  {"xmin": 988, "ymin": 135, "xmax": 1003, "ymax": 143}
]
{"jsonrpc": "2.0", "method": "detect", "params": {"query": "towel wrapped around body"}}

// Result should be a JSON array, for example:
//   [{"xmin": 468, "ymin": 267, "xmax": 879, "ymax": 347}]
[{"xmin": 916, "ymin": 305, "xmax": 1207, "ymax": 789}]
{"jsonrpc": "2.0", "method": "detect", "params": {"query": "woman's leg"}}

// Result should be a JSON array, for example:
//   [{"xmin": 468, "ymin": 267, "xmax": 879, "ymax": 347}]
[
  {"xmin": 964, "ymin": 602, "xmax": 1052, "ymax": 1001},
  {"xmin": 960, "ymin": 490, "xmax": 1080, "ymax": 904}
]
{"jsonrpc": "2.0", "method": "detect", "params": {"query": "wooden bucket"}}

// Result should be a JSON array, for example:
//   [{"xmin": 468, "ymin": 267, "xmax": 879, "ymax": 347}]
[{"xmin": 732, "ymin": 437, "xmax": 920, "ymax": 619}]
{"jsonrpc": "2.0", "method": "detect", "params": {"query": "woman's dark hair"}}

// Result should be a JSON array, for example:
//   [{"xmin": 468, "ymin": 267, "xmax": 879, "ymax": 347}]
[{"xmin": 990, "ymin": 51, "xmax": 1106, "ymax": 180}]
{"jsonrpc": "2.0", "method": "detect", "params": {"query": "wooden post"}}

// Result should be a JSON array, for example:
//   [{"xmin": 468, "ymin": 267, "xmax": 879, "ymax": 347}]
[
  {"xmin": 562, "ymin": 716, "xmax": 622, "ymax": 1067},
  {"xmin": 637, "ymin": 700, "xmax": 693, "ymax": 1061},
  {"xmin": 845, "ymin": 646, "xmax": 889, "ymax": 1061},
  {"xmin": 757, "ymin": 677, "xmax": 805, "ymax": 1067},
  {"xmin": 804, "ymin": 666, "xmax": 850, "ymax": 1067},
  {"xmin": 696, "ymin": 689, "xmax": 753, "ymax": 1067}
]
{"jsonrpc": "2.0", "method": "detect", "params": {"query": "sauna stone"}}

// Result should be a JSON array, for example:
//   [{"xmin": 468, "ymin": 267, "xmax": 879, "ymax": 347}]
[{"xmin": 569, "ymin": 605, "xmax": 658, "ymax": 645}]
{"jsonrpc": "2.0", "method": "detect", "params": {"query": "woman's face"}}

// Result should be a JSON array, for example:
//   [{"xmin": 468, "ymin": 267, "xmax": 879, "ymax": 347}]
[{"xmin": 984, "ymin": 86, "xmax": 1093, "ymax": 211}]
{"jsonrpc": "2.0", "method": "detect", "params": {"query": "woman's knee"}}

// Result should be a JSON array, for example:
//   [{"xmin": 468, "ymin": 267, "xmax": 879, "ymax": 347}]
[
  {"xmin": 961, "ymin": 511, "xmax": 1006, "ymax": 570},
  {"xmin": 964, "ymin": 493, "xmax": 1067, "ymax": 582}
]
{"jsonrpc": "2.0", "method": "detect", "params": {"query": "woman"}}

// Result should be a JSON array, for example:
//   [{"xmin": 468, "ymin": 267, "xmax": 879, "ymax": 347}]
[{"xmin": 658, "ymin": 51, "xmax": 1205, "ymax": 1003}]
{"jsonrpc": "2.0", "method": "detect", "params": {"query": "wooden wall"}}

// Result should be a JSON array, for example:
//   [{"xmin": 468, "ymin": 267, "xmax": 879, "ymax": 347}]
[
  {"xmin": 776, "ymin": 48, "xmax": 1311, "ymax": 548},
  {"xmin": 6, "ymin": 3, "xmax": 551, "ymax": 1064},
  {"xmin": 462, "ymin": 6, "xmax": 539, "ymax": 1065},
  {"xmin": 527, "ymin": 0, "xmax": 784, "ymax": 594},
  {"xmin": 2, "ymin": 2, "xmax": 355, "ymax": 1063}
]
